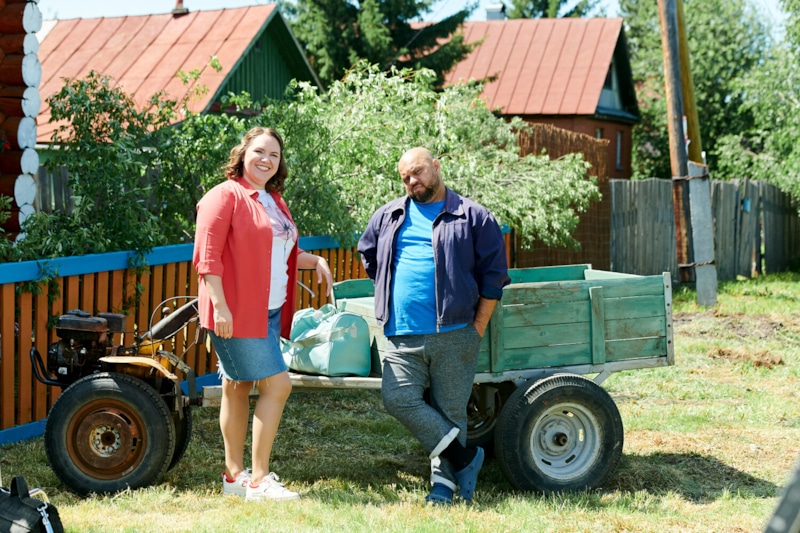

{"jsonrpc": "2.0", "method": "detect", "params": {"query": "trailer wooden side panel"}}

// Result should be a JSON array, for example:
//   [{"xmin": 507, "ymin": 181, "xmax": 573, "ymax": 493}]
[{"xmin": 332, "ymin": 266, "xmax": 673, "ymax": 378}]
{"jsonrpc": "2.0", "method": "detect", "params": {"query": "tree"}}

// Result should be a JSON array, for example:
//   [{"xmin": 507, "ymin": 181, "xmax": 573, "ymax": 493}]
[
  {"xmin": 19, "ymin": 72, "xmax": 171, "ymax": 259},
  {"xmin": 713, "ymin": 0, "xmax": 800, "ymax": 199},
  {"xmin": 280, "ymin": 0, "xmax": 475, "ymax": 86},
  {"xmin": 256, "ymin": 62, "xmax": 600, "ymax": 249},
  {"xmin": 14, "ymin": 61, "xmax": 598, "ymax": 261},
  {"xmin": 16, "ymin": 67, "xmax": 248, "ymax": 261},
  {"xmin": 507, "ymin": 0, "xmax": 599, "ymax": 19},
  {"xmin": 786, "ymin": 0, "xmax": 800, "ymax": 47},
  {"xmin": 619, "ymin": 0, "xmax": 770, "ymax": 179}
]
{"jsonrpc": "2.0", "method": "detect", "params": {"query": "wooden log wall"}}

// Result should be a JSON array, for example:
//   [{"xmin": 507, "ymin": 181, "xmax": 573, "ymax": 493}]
[{"xmin": 0, "ymin": 0, "xmax": 41, "ymax": 239}]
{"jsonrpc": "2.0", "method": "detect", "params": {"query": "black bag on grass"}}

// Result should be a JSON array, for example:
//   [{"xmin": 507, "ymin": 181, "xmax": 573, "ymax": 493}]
[{"xmin": 0, "ymin": 476, "xmax": 63, "ymax": 533}]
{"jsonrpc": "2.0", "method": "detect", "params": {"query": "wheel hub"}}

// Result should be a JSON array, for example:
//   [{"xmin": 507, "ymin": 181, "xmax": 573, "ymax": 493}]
[
  {"xmin": 530, "ymin": 404, "xmax": 599, "ymax": 480},
  {"xmin": 552, "ymin": 432, "xmax": 569, "ymax": 447},
  {"xmin": 90, "ymin": 424, "xmax": 122, "ymax": 457},
  {"xmin": 537, "ymin": 415, "xmax": 582, "ymax": 456},
  {"xmin": 74, "ymin": 410, "xmax": 139, "ymax": 471}
]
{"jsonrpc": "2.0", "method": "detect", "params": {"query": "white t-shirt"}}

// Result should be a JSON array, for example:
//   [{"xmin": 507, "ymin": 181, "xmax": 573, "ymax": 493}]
[{"xmin": 257, "ymin": 191, "xmax": 297, "ymax": 310}]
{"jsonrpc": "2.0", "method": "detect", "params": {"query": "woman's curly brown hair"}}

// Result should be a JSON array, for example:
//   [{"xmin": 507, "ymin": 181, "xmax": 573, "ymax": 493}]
[{"xmin": 223, "ymin": 127, "xmax": 288, "ymax": 193}]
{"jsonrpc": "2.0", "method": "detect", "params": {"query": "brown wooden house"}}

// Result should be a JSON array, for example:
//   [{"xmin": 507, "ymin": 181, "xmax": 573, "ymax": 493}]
[
  {"xmin": 0, "ymin": 0, "xmax": 42, "ymax": 238},
  {"xmin": 444, "ymin": 17, "xmax": 640, "ymax": 180}
]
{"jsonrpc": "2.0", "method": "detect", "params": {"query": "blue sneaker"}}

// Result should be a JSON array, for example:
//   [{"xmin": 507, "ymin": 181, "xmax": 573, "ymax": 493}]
[
  {"xmin": 425, "ymin": 483, "xmax": 454, "ymax": 505},
  {"xmin": 455, "ymin": 447, "xmax": 484, "ymax": 502}
]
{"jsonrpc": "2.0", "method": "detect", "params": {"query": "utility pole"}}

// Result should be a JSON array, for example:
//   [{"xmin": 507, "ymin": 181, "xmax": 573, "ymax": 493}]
[
  {"xmin": 658, "ymin": 0, "xmax": 690, "ymax": 272},
  {"xmin": 676, "ymin": 0, "xmax": 703, "ymax": 163},
  {"xmin": 657, "ymin": 0, "xmax": 717, "ymax": 306}
]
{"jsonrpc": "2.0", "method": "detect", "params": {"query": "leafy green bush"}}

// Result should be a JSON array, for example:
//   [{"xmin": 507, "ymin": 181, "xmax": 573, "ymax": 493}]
[
  {"xmin": 256, "ymin": 62, "xmax": 599, "ymax": 248},
  {"xmin": 10, "ymin": 62, "xmax": 598, "ymax": 260}
]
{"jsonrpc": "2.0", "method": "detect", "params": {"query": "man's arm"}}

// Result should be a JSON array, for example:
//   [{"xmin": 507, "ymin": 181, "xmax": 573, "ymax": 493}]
[
  {"xmin": 473, "ymin": 296, "xmax": 498, "ymax": 338},
  {"xmin": 473, "ymin": 210, "xmax": 511, "ymax": 301},
  {"xmin": 357, "ymin": 210, "xmax": 382, "ymax": 282},
  {"xmin": 470, "ymin": 206, "xmax": 509, "ymax": 337}
]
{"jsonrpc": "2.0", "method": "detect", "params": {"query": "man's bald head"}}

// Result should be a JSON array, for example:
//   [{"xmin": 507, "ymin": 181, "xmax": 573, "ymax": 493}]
[{"xmin": 397, "ymin": 147, "xmax": 445, "ymax": 204}]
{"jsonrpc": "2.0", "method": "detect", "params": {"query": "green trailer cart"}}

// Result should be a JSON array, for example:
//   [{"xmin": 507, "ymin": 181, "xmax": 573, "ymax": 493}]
[
  {"xmin": 33, "ymin": 263, "xmax": 672, "ymax": 495},
  {"xmin": 206, "ymin": 263, "xmax": 675, "ymax": 494}
]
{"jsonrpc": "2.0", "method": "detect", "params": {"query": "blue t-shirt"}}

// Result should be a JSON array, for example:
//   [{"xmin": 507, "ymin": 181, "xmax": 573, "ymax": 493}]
[{"xmin": 385, "ymin": 200, "xmax": 466, "ymax": 336}]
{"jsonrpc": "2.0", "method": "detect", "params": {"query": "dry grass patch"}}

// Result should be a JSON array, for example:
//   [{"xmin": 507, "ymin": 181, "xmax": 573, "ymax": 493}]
[{"xmin": 707, "ymin": 346, "xmax": 784, "ymax": 368}]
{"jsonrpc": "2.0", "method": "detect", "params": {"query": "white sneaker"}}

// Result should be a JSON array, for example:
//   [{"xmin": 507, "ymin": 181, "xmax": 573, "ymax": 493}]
[
  {"xmin": 222, "ymin": 470, "xmax": 250, "ymax": 497},
  {"xmin": 245, "ymin": 472, "xmax": 300, "ymax": 501}
]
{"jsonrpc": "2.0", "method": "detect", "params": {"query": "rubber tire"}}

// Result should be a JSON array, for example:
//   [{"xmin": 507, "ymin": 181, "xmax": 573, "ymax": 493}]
[
  {"xmin": 167, "ymin": 405, "xmax": 193, "ymax": 471},
  {"xmin": 494, "ymin": 374, "xmax": 623, "ymax": 493},
  {"xmin": 466, "ymin": 382, "xmax": 515, "ymax": 454},
  {"xmin": 44, "ymin": 372, "xmax": 176, "ymax": 496}
]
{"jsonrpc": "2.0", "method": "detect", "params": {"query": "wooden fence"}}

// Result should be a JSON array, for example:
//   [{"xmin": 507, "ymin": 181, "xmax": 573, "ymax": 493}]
[
  {"xmin": 711, "ymin": 179, "xmax": 760, "ymax": 280},
  {"xmin": 610, "ymin": 178, "xmax": 800, "ymax": 278},
  {"xmin": 609, "ymin": 178, "xmax": 678, "ymax": 277},
  {"xmin": 0, "ymin": 233, "xmax": 512, "ymax": 441},
  {"xmin": 0, "ymin": 237, "xmax": 359, "ymax": 440},
  {"xmin": 762, "ymin": 182, "xmax": 800, "ymax": 275}
]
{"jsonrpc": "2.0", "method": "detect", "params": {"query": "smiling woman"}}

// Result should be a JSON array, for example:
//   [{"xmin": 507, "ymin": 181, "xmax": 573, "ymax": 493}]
[{"xmin": 193, "ymin": 125, "xmax": 333, "ymax": 502}]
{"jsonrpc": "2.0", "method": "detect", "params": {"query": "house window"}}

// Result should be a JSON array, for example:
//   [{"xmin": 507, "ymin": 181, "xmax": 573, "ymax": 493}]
[
  {"xmin": 616, "ymin": 130, "xmax": 624, "ymax": 170},
  {"xmin": 604, "ymin": 62, "xmax": 614, "ymax": 90},
  {"xmin": 596, "ymin": 128, "xmax": 603, "ymax": 139}
]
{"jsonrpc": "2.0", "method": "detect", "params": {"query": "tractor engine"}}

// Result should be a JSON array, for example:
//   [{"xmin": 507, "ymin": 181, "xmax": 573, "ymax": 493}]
[{"xmin": 47, "ymin": 309, "xmax": 129, "ymax": 385}]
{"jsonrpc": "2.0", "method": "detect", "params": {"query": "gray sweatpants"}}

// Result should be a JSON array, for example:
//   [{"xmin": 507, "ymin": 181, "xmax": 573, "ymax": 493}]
[{"xmin": 382, "ymin": 325, "xmax": 482, "ymax": 489}]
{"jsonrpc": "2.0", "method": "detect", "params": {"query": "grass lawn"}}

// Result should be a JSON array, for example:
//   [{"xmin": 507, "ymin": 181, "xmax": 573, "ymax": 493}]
[{"xmin": 2, "ymin": 273, "xmax": 799, "ymax": 532}]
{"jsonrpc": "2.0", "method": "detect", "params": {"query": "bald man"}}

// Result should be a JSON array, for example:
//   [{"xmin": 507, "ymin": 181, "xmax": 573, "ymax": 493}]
[{"xmin": 358, "ymin": 147, "xmax": 510, "ymax": 504}]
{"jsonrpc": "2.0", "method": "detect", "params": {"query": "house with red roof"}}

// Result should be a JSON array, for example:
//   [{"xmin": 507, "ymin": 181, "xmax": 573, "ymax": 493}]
[
  {"xmin": 35, "ymin": 2, "xmax": 321, "ymax": 146},
  {"xmin": 444, "ymin": 16, "xmax": 640, "ymax": 179}
]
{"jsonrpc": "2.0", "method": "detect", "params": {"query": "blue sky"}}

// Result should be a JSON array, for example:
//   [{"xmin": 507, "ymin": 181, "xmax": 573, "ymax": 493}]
[{"xmin": 37, "ymin": 0, "xmax": 787, "ymax": 28}]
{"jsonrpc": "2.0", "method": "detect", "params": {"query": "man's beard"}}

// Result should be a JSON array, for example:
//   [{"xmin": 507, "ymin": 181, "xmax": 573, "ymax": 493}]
[{"xmin": 409, "ymin": 179, "xmax": 441, "ymax": 203}]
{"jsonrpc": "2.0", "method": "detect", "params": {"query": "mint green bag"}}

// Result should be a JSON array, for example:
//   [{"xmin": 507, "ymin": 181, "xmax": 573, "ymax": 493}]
[{"xmin": 282, "ymin": 304, "xmax": 371, "ymax": 377}]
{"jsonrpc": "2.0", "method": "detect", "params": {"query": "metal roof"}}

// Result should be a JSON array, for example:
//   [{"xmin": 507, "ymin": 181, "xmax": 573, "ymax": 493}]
[
  {"xmin": 36, "ymin": 4, "xmax": 320, "ymax": 144},
  {"xmin": 444, "ymin": 18, "xmax": 629, "ymax": 117}
]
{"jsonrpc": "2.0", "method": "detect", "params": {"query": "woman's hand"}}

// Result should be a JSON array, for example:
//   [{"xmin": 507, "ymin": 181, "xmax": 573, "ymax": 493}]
[
  {"xmin": 298, "ymin": 251, "xmax": 333, "ymax": 297},
  {"xmin": 203, "ymin": 274, "xmax": 233, "ymax": 338},
  {"xmin": 315, "ymin": 256, "xmax": 333, "ymax": 296},
  {"xmin": 213, "ymin": 304, "xmax": 234, "ymax": 339}
]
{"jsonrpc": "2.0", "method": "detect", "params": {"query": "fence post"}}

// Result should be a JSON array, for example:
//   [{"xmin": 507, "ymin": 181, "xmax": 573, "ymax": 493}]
[{"xmin": 687, "ymin": 163, "xmax": 717, "ymax": 306}]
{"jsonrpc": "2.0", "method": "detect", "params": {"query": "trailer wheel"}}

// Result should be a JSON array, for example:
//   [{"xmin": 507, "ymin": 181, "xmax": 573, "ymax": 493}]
[
  {"xmin": 466, "ymin": 382, "xmax": 515, "ymax": 454},
  {"xmin": 44, "ymin": 372, "xmax": 176, "ymax": 496},
  {"xmin": 168, "ymin": 406, "xmax": 193, "ymax": 471},
  {"xmin": 495, "ymin": 374, "xmax": 623, "ymax": 493}
]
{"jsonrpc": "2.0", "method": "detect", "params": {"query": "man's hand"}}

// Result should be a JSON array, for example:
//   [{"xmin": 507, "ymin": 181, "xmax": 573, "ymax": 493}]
[
  {"xmin": 473, "ymin": 320, "xmax": 489, "ymax": 338},
  {"xmin": 472, "ymin": 297, "xmax": 498, "ymax": 338}
]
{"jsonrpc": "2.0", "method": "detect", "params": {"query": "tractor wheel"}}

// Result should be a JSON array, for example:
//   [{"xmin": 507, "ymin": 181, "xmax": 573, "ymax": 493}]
[
  {"xmin": 168, "ymin": 405, "xmax": 193, "ymax": 471},
  {"xmin": 44, "ymin": 372, "xmax": 176, "ymax": 496}
]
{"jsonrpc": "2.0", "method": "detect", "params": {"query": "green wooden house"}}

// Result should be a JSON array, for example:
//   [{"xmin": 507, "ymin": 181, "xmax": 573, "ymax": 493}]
[{"xmin": 35, "ymin": 3, "xmax": 321, "ymax": 144}]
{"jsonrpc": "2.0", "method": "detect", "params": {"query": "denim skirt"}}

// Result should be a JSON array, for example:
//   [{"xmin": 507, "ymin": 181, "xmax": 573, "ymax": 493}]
[{"xmin": 209, "ymin": 307, "xmax": 287, "ymax": 381}]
